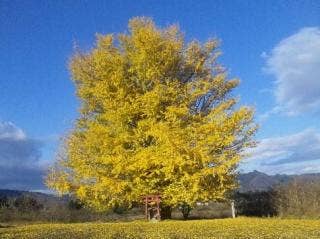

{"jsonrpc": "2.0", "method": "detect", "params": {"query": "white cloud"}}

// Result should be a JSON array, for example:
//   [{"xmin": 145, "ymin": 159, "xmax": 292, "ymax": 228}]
[
  {"xmin": 265, "ymin": 27, "xmax": 320, "ymax": 115},
  {"xmin": 0, "ymin": 121, "xmax": 26, "ymax": 140},
  {"xmin": 244, "ymin": 129, "xmax": 320, "ymax": 174},
  {"xmin": 0, "ymin": 121, "xmax": 46, "ymax": 190},
  {"xmin": 242, "ymin": 159, "xmax": 320, "ymax": 175}
]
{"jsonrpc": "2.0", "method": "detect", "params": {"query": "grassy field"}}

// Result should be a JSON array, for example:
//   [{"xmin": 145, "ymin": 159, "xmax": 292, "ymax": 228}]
[{"xmin": 1, "ymin": 218, "xmax": 320, "ymax": 239}]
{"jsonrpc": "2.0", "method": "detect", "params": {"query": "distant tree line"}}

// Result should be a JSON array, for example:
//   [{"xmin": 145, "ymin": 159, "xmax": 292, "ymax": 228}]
[
  {"xmin": 0, "ymin": 195, "xmax": 125, "ymax": 223},
  {"xmin": 0, "ymin": 195, "xmax": 43, "ymax": 212},
  {"xmin": 1, "ymin": 178, "xmax": 319, "ymax": 222},
  {"xmin": 234, "ymin": 190, "xmax": 277, "ymax": 217},
  {"xmin": 276, "ymin": 178, "xmax": 320, "ymax": 218},
  {"xmin": 234, "ymin": 178, "xmax": 320, "ymax": 218}
]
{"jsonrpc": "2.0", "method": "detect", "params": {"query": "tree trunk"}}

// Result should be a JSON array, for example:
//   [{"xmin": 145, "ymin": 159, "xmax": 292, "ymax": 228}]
[
  {"xmin": 180, "ymin": 203, "xmax": 192, "ymax": 220},
  {"xmin": 160, "ymin": 205, "xmax": 172, "ymax": 219}
]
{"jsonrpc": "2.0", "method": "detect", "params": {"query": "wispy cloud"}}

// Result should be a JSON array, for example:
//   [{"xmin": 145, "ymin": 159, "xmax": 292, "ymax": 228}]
[
  {"xmin": 263, "ymin": 27, "xmax": 320, "ymax": 116},
  {"xmin": 244, "ymin": 128, "xmax": 320, "ymax": 174},
  {"xmin": 0, "ymin": 122, "xmax": 26, "ymax": 140},
  {"xmin": 242, "ymin": 159, "xmax": 320, "ymax": 175},
  {"xmin": 258, "ymin": 106, "xmax": 282, "ymax": 122}
]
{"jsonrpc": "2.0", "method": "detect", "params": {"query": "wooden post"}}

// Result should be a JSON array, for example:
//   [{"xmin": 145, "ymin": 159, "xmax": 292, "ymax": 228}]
[
  {"xmin": 145, "ymin": 197, "xmax": 148, "ymax": 220},
  {"xmin": 156, "ymin": 196, "xmax": 161, "ymax": 221},
  {"xmin": 231, "ymin": 200, "xmax": 236, "ymax": 218}
]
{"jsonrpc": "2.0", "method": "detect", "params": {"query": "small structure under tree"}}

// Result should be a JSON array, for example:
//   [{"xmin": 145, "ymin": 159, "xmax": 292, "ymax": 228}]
[{"xmin": 142, "ymin": 195, "xmax": 161, "ymax": 220}]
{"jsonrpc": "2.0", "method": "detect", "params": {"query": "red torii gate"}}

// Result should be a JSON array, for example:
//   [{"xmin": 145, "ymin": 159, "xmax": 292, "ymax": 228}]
[{"xmin": 142, "ymin": 195, "xmax": 161, "ymax": 220}]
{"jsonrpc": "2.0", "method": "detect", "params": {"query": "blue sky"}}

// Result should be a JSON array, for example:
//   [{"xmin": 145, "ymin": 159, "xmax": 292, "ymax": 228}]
[{"xmin": 0, "ymin": 0, "xmax": 320, "ymax": 190}]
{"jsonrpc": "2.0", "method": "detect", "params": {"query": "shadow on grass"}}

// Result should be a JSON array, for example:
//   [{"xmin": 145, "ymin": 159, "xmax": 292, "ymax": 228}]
[
  {"xmin": 171, "ymin": 216, "xmax": 230, "ymax": 221},
  {"xmin": 0, "ymin": 224, "xmax": 14, "ymax": 228}
]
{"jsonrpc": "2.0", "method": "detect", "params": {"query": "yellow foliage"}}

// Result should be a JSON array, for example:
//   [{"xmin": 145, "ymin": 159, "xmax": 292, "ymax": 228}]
[
  {"xmin": 46, "ymin": 17, "xmax": 256, "ymax": 211},
  {"xmin": 2, "ymin": 218, "xmax": 320, "ymax": 239}
]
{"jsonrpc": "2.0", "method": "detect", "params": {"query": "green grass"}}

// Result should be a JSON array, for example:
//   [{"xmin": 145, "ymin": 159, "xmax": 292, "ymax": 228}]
[{"xmin": 1, "ymin": 218, "xmax": 320, "ymax": 239}]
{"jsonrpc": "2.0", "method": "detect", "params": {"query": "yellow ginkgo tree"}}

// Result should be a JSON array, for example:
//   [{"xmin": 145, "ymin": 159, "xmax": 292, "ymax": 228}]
[{"xmin": 46, "ymin": 17, "xmax": 256, "ymax": 219}]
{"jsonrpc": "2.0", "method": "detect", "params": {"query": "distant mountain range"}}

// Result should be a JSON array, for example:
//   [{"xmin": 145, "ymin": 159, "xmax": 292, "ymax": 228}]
[
  {"xmin": 1, "ymin": 171, "xmax": 320, "ymax": 201},
  {"xmin": 238, "ymin": 170, "xmax": 320, "ymax": 192},
  {"xmin": 0, "ymin": 189, "xmax": 67, "ymax": 205}
]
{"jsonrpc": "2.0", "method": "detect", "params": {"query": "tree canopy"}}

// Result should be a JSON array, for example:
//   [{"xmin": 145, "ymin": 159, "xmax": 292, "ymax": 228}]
[{"xmin": 46, "ymin": 17, "xmax": 256, "ymax": 212}]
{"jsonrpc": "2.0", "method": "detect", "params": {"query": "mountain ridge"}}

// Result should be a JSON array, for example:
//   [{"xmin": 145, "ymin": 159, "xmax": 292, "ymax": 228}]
[{"xmin": 238, "ymin": 170, "xmax": 320, "ymax": 192}]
